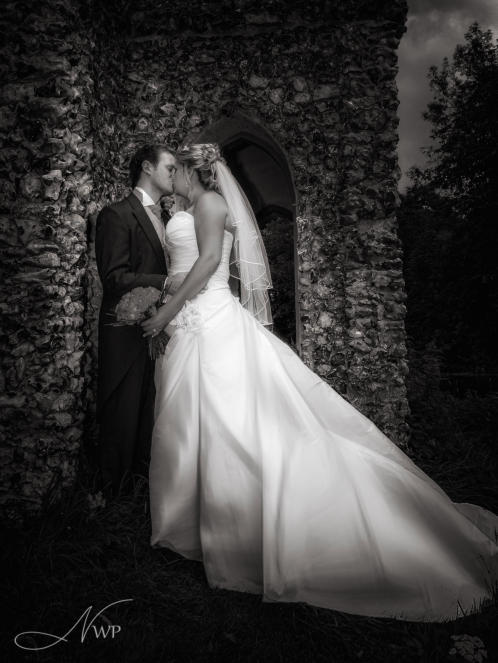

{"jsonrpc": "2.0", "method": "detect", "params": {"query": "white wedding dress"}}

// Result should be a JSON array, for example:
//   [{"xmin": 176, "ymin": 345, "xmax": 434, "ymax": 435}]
[{"xmin": 149, "ymin": 210, "xmax": 498, "ymax": 622}]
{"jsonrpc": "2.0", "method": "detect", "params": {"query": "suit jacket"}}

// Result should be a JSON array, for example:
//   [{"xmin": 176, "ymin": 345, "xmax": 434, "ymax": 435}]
[{"xmin": 95, "ymin": 191, "xmax": 168, "ymax": 419}]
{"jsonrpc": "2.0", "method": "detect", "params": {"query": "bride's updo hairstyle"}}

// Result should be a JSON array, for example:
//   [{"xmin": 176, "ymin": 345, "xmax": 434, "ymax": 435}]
[{"xmin": 176, "ymin": 143, "xmax": 226, "ymax": 193}]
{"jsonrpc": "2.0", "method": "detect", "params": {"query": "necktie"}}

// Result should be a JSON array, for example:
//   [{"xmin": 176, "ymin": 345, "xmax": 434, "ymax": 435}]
[{"xmin": 148, "ymin": 204, "xmax": 162, "ymax": 220}]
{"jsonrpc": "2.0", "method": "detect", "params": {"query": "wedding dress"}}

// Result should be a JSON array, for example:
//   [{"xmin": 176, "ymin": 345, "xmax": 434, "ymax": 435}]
[{"xmin": 149, "ymin": 210, "xmax": 498, "ymax": 622}]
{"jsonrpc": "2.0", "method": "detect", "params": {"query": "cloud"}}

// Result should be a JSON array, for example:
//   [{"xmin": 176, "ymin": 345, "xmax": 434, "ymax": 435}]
[
  {"xmin": 396, "ymin": 0, "xmax": 498, "ymax": 191},
  {"xmin": 409, "ymin": 0, "xmax": 498, "ymax": 23}
]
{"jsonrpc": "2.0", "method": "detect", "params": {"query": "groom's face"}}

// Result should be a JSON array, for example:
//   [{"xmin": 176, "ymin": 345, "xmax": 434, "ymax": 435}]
[
  {"xmin": 149, "ymin": 151, "xmax": 176, "ymax": 196},
  {"xmin": 172, "ymin": 162, "xmax": 189, "ymax": 198}
]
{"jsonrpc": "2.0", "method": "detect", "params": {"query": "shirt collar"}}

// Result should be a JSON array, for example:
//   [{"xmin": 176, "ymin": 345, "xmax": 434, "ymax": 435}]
[{"xmin": 134, "ymin": 186, "xmax": 156, "ymax": 207}]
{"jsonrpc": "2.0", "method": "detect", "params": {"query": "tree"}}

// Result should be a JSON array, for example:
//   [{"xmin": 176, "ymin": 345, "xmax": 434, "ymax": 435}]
[
  {"xmin": 423, "ymin": 23, "xmax": 498, "ymax": 208},
  {"xmin": 400, "ymin": 23, "xmax": 498, "ymax": 374}
]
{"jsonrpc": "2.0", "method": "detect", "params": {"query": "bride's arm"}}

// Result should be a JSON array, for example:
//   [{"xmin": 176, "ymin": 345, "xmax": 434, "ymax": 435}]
[
  {"xmin": 141, "ymin": 192, "xmax": 227, "ymax": 337},
  {"xmin": 228, "ymin": 249, "xmax": 240, "ymax": 297}
]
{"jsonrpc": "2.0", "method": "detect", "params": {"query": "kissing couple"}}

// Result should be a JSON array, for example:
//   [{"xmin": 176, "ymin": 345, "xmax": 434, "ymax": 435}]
[{"xmin": 95, "ymin": 141, "xmax": 498, "ymax": 622}]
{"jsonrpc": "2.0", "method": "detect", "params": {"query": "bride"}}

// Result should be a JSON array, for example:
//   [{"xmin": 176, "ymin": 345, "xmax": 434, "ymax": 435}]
[{"xmin": 141, "ymin": 143, "xmax": 498, "ymax": 622}]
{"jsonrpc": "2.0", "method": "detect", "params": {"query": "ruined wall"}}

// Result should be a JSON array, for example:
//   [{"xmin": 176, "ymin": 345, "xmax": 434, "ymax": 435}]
[
  {"xmin": 0, "ymin": 0, "xmax": 95, "ymax": 519},
  {"xmin": 1, "ymin": 0, "xmax": 410, "ymax": 522},
  {"xmin": 90, "ymin": 0, "xmax": 410, "ymax": 446}
]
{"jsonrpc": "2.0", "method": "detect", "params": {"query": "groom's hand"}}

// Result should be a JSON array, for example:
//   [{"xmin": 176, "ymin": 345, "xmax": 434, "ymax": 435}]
[
  {"xmin": 141, "ymin": 305, "xmax": 171, "ymax": 338},
  {"xmin": 146, "ymin": 304, "xmax": 158, "ymax": 317}
]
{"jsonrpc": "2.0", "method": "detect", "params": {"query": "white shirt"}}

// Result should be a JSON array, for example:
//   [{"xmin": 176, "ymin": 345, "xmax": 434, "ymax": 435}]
[
  {"xmin": 134, "ymin": 187, "xmax": 165, "ymax": 244},
  {"xmin": 134, "ymin": 187, "xmax": 168, "ymax": 289},
  {"xmin": 135, "ymin": 186, "xmax": 155, "ymax": 206}
]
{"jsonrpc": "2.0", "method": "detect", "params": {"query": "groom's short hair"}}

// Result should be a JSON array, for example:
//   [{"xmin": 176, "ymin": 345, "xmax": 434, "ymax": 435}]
[{"xmin": 129, "ymin": 143, "xmax": 175, "ymax": 188}]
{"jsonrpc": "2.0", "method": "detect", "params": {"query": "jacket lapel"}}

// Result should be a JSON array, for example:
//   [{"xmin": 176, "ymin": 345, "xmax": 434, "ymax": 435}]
[{"xmin": 126, "ymin": 192, "xmax": 166, "ymax": 269}]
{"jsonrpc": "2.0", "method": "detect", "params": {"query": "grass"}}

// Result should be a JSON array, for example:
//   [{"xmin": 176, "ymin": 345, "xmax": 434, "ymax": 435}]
[{"xmin": 2, "ymin": 386, "xmax": 498, "ymax": 663}]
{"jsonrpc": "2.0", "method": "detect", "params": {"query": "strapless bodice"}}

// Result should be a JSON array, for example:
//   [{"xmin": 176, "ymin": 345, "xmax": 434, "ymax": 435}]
[{"xmin": 165, "ymin": 211, "xmax": 233, "ymax": 291}]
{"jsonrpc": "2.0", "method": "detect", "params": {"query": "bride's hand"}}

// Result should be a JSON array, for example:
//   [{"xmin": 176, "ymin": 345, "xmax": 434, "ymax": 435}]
[{"xmin": 141, "ymin": 304, "xmax": 173, "ymax": 338}]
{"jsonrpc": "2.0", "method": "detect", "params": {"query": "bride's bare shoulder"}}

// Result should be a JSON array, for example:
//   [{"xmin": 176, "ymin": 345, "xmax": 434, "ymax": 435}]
[{"xmin": 196, "ymin": 190, "xmax": 228, "ymax": 216}]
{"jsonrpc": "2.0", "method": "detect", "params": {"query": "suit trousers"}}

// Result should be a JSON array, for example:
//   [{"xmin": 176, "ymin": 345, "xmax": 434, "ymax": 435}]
[{"xmin": 98, "ymin": 347, "xmax": 155, "ymax": 495}]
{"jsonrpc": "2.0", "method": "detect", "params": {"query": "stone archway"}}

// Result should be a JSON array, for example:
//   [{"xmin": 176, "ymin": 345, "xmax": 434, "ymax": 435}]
[
  {"xmin": 192, "ymin": 116, "xmax": 299, "ymax": 347},
  {"xmin": 1, "ymin": 0, "xmax": 411, "ymax": 522}
]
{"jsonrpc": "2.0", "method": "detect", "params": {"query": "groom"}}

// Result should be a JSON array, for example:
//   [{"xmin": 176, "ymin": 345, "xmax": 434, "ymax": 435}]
[{"xmin": 95, "ymin": 143, "xmax": 177, "ymax": 495}]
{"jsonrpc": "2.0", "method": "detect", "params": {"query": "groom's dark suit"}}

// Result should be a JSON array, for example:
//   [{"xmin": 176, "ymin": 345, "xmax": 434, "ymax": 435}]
[{"xmin": 95, "ymin": 190, "xmax": 168, "ymax": 493}]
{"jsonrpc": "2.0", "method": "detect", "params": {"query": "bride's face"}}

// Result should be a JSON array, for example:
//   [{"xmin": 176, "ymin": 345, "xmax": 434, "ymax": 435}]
[{"xmin": 173, "ymin": 162, "xmax": 192, "ymax": 199}]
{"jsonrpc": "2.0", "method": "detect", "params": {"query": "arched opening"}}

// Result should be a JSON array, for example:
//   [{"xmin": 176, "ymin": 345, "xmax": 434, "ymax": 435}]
[{"xmin": 194, "ymin": 116, "xmax": 299, "ymax": 348}]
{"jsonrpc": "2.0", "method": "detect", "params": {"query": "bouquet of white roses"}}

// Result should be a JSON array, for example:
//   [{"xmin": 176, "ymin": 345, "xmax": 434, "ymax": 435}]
[{"xmin": 107, "ymin": 285, "xmax": 170, "ymax": 359}]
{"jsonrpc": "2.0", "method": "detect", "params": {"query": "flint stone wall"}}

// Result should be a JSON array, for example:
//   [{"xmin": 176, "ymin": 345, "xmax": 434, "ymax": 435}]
[
  {"xmin": 1, "ymin": 0, "xmax": 96, "ymax": 521},
  {"xmin": 1, "ymin": 0, "xmax": 410, "ymax": 523}
]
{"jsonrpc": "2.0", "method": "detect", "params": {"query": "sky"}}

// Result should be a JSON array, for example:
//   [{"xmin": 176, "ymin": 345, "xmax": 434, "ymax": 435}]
[{"xmin": 396, "ymin": 0, "xmax": 498, "ymax": 191}]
